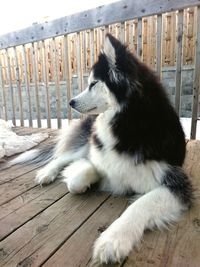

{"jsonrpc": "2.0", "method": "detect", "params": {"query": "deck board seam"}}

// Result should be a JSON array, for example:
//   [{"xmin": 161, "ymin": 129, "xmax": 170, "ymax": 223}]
[
  {"xmin": 39, "ymin": 194, "xmax": 111, "ymax": 267},
  {"xmin": 0, "ymin": 190, "xmax": 69, "ymax": 242}
]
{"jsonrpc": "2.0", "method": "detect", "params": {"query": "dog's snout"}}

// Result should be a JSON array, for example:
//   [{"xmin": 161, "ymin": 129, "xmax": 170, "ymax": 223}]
[{"xmin": 69, "ymin": 99, "xmax": 75, "ymax": 108}]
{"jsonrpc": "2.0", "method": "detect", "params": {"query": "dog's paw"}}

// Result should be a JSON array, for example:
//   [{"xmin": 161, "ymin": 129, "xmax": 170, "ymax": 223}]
[
  {"xmin": 63, "ymin": 176, "xmax": 89, "ymax": 194},
  {"xmin": 92, "ymin": 226, "xmax": 132, "ymax": 264},
  {"xmin": 35, "ymin": 167, "xmax": 58, "ymax": 185}
]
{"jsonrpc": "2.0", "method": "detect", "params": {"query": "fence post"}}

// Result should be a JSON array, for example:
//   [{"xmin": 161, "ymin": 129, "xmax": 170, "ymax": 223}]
[
  {"xmin": 191, "ymin": 6, "xmax": 200, "ymax": 139},
  {"xmin": 175, "ymin": 10, "xmax": 184, "ymax": 116}
]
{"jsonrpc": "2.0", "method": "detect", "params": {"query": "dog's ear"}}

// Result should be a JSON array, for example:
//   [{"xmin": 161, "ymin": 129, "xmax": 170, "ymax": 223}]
[{"xmin": 102, "ymin": 34, "xmax": 117, "ymax": 65}]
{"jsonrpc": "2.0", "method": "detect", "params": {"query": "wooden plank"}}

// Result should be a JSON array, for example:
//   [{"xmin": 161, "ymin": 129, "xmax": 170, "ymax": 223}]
[
  {"xmin": 191, "ymin": 6, "xmax": 200, "ymax": 139},
  {"xmin": 0, "ymin": 192, "xmax": 110, "ymax": 267},
  {"xmin": 76, "ymin": 32, "xmax": 84, "ymax": 93},
  {"xmin": 0, "ymin": 166, "xmax": 44, "ymax": 205},
  {"xmin": 42, "ymin": 40, "xmax": 51, "ymax": 128},
  {"xmin": 30, "ymin": 42, "xmax": 41, "ymax": 128},
  {"xmin": 156, "ymin": 14, "xmax": 162, "ymax": 77},
  {"xmin": 0, "ymin": 182, "xmax": 68, "ymax": 240},
  {"xmin": 90, "ymin": 29, "xmax": 95, "ymax": 67},
  {"xmin": 0, "ymin": 55, "xmax": 7, "ymax": 120},
  {"xmin": 120, "ymin": 22, "xmax": 125, "ymax": 43},
  {"xmin": 52, "ymin": 38, "xmax": 62, "ymax": 128},
  {"xmin": 22, "ymin": 45, "xmax": 33, "ymax": 127},
  {"xmin": 5, "ymin": 48, "xmax": 16, "ymax": 125},
  {"xmin": 63, "ymin": 35, "xmax": 72, "ymax": 121},
  {"xmin": 175, "ymin": 10, "xmax": 184, "ymax": 115},
  {"xmin": 13, "ymin": 46, "xmax": 24, "ymax": 126},
  {"xmin": 137, "ymin": 18, "xmax": 143, "ymax": 59},
  {"xmin": 43, "ymin": 196, "xmax": 128, "ymax": 267},
  {"xmin": 1, "ymin": 0, "xmax": 199, "ymax": 49},
  {"xmin": 123, "ymin": 198, "xmax": 200, "ymax": 266}
]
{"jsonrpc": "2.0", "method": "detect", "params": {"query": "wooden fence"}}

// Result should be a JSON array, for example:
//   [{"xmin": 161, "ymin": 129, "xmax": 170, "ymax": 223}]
[
  {"xmin": 0, "ymin": 0, "xmax": 199, "ymax": 139},
  {"xmin": 0, "ymin": 8, "xmax": 198, "ymax": 84}
]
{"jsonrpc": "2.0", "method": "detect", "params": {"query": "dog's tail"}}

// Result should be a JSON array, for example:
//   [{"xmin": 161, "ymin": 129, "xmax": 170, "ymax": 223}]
[{"xmin": 0, "ymin": 143, "xmax": 55, "ymax": 170}]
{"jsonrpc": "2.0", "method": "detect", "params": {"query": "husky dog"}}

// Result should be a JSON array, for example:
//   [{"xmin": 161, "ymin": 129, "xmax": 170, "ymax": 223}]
[{"xmin": 11, "ymin": 34, "xmax": 193, "ymax": 264}]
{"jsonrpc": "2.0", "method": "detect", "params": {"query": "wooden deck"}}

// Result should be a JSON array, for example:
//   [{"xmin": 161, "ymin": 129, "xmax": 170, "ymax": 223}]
[{"xmin": 0, "ymin": 127, "xmax": 200, "ymax": 267}]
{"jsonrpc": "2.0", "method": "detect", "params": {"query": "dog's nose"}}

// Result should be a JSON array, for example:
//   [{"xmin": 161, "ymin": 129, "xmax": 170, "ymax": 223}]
[{"xmin": 69, "ymin": 99, "xmax": 75, "ymax": 108}]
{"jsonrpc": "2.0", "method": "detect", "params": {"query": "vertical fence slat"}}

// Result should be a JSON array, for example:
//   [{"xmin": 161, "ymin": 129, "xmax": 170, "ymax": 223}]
[
  {"xmin": 52, "ymin": 38, "xmax": 62, "ymax": 128},
  {"xmin": 137, "ymin": 18, "xmax": 143, "ymax": 59},
  {"xmin": 175, "ymin": 10, "xmax": 184, "ymax": 116},
  {"xmin": 0, "ymin": 56, "xmax": 7, "ymax": 120},
  {"xmin": 63, "ymin": 35, "xmax": 72, "ymax": 122},
  {"xmin": 42, "ymin": 41, "xmax": 51, "ymax": 128},
  {"xmin": 191, "ymin": 6, "xmax": 200, "ymax": 139},
  {"xmin": 22, "ymin": 45, "xmax": 32, "ymax": 127},
  {"xmin": 76, "ymin": 32, "xmax": 84, "ymax": 93},
  {"xmin": 156, "ymin": 15, "xmax": 162, "ymax": 77},
  {"xmin": 31, "ymin": 43, "xmax": 41, "ymax": 128},
  {"xmin": 5, "ymin": 48, "xmax": 16, "ymax": 125},
  {"xmin": 90, "ymin": 29, "xmax": 95, "ymax": 67},
  {"xmin": 120, "ymin": 22, "xmax": 125, "ymax": 43},
  {"xmin": 13, "ymin": 46, "xmax": 24, "ymax": 126}
]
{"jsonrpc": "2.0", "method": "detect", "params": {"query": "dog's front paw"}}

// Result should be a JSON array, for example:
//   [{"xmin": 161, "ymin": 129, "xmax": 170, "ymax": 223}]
[
  {"xmin": 35, "ymin": 167, "xmax": 58, "ymax": 185},
  {"xmin": 64, "ymin": 176, "xmax": 88, "ymax": 194},
  {"xmin": 92, "ymin": 226, "xmax": 132, "ymax": 265}
]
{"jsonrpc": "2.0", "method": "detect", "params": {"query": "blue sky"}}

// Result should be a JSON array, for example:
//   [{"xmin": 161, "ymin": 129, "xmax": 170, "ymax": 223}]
[{"xmin": 0, "ymin": 0, "xmax": 117, "ymax": 34}]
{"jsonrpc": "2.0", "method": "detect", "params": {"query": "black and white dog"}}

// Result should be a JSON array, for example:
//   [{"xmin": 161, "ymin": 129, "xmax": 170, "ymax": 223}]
[{"xmin": 12, "ymin": 34, "xmax": 193, "ymax": 264}]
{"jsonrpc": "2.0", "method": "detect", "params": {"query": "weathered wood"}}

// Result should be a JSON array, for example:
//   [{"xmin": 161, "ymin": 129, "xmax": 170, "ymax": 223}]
[
  {"xmin": 0, "ymin": 56, "xmax": 7, "ymax": 120},
  {"xmin": 76, "ymin": 32, "xmax": 84, "ymax": 94},
  {"xmin": 30, "ymin": 43, "xmax": 41, "ymax": 128},
  {"xmin": 63, "ymin": 35, "xmax": 72, "ymax": 121},
  {"xmin": 43, "ymin": 196, "xmax": 128, "ymax": 267},
  {"xmin": 191, "ymin": 6, "xmax": 200, "ymax": 139},
  {"xmin": 0, "ymin": 167, "xmax": 43, "ymax": 205},
  {"xmin": 0, "ymin": 133, "xmax": 200, "ymax": 267},
  {"xmin": 22, "ymin": 45, "xmax": 33, "ymax": 127},
  {"xmin": 52, "ymin": 38, "xmax": 62, "ymax": 128},
  {"xmin": 5, "ymin": 49, "xmax": 16, "ymax": 125},
  {"xmin": 120, "ymin": 22, "xmax": 125, "ymax": 43},
  {"xmin": 156, "ymin": 14, "xmax": 162, "ymax": 77},
  {"xmin": 137, "ymin": 18, "xmax": 143, "ymax": 58},
  {"xmin": 90, "ymin": 29, "xmax": 95, "ymax": 67},
  {"xmin": 13, "ymin": 46, "xmax": 24, "ymax": 126},
  {"xmin": 0, "ymin": 182, "xmax": 68, "ymax": 240},
  {"xmin": 0, "ymin": 0, "xmax": 199, "ymax": 49},
  {"xmin": 0, "ymin": 192, "xmax": 109, "ymax": 267},
  {"xmin": 175, "ymin": 10, "xmax": 184, "ymax": 115},
  {"xmin": 42, "ymin": 41, "xmax": 51, "ymax": 128}
]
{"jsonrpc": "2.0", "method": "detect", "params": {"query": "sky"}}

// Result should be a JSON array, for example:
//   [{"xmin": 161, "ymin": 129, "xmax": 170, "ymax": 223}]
[{"xmin": 0, "ymin": 0, "xmax": 117, "ymax": 35}]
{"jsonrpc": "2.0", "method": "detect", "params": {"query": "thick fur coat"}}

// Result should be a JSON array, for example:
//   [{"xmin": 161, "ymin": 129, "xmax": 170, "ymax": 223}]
[{"xmin": 11, "ymin": 34, "xmax": 193, "ymax": 265}]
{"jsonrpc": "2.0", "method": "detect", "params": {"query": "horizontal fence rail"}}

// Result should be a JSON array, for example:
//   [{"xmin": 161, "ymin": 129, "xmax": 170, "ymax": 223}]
[{"xmin": 0, "ymin": 0, "xmax": 199, "ymax": 139}]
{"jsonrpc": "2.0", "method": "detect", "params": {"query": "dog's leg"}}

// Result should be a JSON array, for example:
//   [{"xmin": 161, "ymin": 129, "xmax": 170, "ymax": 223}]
[
  {"xmin": 62, "ymin": 159, "xmax": 100, "ymax": 194},
  {"xmin": 35, "ymin": 145, "xmax": 88, "ymax": 185},
  {"xmin": 92, "ymin": 186, "xmax": 188, "ymax": 264}
]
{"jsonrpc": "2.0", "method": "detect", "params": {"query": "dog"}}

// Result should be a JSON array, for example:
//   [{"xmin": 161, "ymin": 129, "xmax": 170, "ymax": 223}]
[{"xmin": 10, "ymin": 34, "xmax": 193, "ymax": 265}]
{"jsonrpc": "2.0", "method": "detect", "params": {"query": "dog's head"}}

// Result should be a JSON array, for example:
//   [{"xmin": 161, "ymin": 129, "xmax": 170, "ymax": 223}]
[{"xmin": 69, "ymin": 34, "xmax": 140, "ymax": 114}]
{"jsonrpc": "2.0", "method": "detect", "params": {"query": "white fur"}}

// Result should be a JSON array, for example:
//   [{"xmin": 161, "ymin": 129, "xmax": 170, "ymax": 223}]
[
  {"xmin": 35, "ymin": 145, "xmax": 88, "ymax": 185},
  {"xmin": 89, "ymin": 110, "xmax": 168, "ymax": 195},
  {"xmin": 103, "ymin": 36, "xmax": 116, "ymax": 66},
  {"xmin": 62, "ymin": 159, "xmax": 100, "ymax": 193},
  {"xmin": 9, "ymin": 149, "xmax": 38, "ymax": 165},
  {"xmin": 93, "ymin": 187, "xmax": 184, "ymax": 264},
  {"xmin": 33, "ymin": 37, "xmax": 188, "ymax": 265}
]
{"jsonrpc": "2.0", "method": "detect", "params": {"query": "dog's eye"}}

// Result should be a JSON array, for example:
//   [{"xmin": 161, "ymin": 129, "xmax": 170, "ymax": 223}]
[{"xmin": 89, "ymin": 81, "xmax": 98, "ymax": 90}]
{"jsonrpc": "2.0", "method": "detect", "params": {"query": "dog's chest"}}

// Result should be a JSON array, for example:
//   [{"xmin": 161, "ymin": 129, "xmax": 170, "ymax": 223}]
[{"xmin": 89, "ymin": 113, "xmax": 163, "ymax": 194}]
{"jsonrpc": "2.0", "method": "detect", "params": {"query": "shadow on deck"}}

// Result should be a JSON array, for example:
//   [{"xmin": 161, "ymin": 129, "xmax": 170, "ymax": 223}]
[{"xmin": 0, "ymin": 127, "xmax": 200, "ymax": 267}]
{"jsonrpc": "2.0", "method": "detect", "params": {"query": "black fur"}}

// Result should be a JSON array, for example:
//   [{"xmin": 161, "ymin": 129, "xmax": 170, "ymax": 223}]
[
  {"xmin": 93, "ymin": 34, "xmax": 186, "ymax": 166},
  {"xmin": 92, "ymin": 133, "xmax": 104, "ymax": 150},
  {"xmin": 92, "ymin": 34, "xmax": 193, "ymax": 206},
  {"xmin": 162, "ymin": 166, "xmax": 193, "ymax": 207}
]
